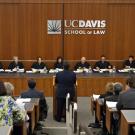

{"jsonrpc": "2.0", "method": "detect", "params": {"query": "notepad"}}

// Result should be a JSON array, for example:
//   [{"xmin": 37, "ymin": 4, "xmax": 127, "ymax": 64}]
[
  {"xmin": 16, "ymin": 98, "xmax": 31, "ymax": 104},
  {"xmin": 92, "ymin": 94, "xmax": 100, "ymax": 101},
  {"xmin": 106, "ymin": 101, "xmax": 117, "ymax": 108}
]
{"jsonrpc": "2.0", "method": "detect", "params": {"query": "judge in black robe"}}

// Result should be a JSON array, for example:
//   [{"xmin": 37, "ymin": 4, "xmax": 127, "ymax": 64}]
[
  {"xmin": 31, "ymin": 57, "xmax": 47, "ymax": 70},
  {"xmin": 8, "ymin": 56, "xmax": 24, "ymax": 70},
  {"xmin": 54, "ymin": 56, "xmax": 64, "ymax": 69},
  {"xmin": 95, "ymin": 55, "xmax": 112, "ymax": 69},
  {"xmin": 123, "ymin": 55, "xmax": 135, "ymax": 68},
  {"xmin": 74, "ymin": 57, "xmax": 90, "ymax": 70}
]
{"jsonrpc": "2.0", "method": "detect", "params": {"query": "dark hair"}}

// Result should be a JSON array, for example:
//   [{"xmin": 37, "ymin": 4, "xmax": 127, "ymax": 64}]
[
  {"xmin": 101, "ymin": 55, "xmax": 106, "ymax": 58},
  {"xmin": 129, "ymin": 55, "xmax": 134, "ymax": 59},
  {"xmin": 114, "ymin": 83, "xmax": 123, "ymax": 95},
  {"xmin": 57, "ymin": 56, "xmax": 63, "ymax": 63},
  {"xmin": 0, "ymin": 81, "xmax": 7, "ymax": 96},
  {"xmin": 126, "ymin": 76, "xmax": 135, "ymax": 89},
  {"xmin": 63, "ymin": 62, "xmax": 69, "ymax": 70},
  {"xmin": 28, "ymin": 79, "xmax": 36, "ymax": 89}
]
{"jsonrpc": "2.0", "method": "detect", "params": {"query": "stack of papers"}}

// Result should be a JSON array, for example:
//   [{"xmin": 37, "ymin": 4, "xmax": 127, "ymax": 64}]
[{"xmin": 106, "ymin": 101, "xmax": 117, "ymax": 108}]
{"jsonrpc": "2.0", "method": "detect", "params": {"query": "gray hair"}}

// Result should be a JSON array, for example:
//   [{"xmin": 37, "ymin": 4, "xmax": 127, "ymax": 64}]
[{"xmin": 4, "ymin": 82, "xmax": 14, "ymax": 96}]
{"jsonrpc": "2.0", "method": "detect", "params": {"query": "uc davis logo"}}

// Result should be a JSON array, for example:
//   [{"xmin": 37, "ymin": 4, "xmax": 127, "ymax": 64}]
[{"xmin": 47, "ymin": 20, "xmax": 61, "ymax": 34}]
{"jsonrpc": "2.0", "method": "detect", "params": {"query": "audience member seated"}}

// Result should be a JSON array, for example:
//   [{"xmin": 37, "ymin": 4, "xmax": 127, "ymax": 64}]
[
  {"xmin": 31, "ymin": 57, "xmax": 47, "ymax": 70},
  {"xmin": 8, "ymin": 56, "xmax": 24, "ymax": 70},
  {"xmin": 105, "ymin": 82, "xmax": 123, "ymax": 102},
  {"xmin": 54, "ymin": 56, "xmax": 64, "ymax": 69},
  {"xmin": 88, "ymin": 82, "xmax": 114, "ymax": 129},
  {"xmin": 94, "ymin": 55, "xmax": 112, "ymax": 70},
  {"xmin": 4, "ymin": 82, "xmax": 14, "ymax": 96},
  {"xmin": 21, "ymin": 79, "xmax": 48, "ymax": 121},
  {"xmin": 123, "ymin": 55, "xmax": 135, "ymax": 69},
  {"xmin": 0, "ymin": 81, "xmax": 26, "ymax": 126},
  {"xmin": 117, "ymin": 76, "xmax": 135, "ymax": 110},
  {"xmin": 99, "ymin": 82, "xmax": 114, "ymax": 99},
  {"xmin": 74, "ymin": 57, "xmax": 90, "ymax": 70},
  {"xmin": 105, "ymin": 82, "xmax": 123, "ymax": 135},
  {"xmin": 98, "ymin": 82, "xmax": 114, "ymax": 134}
]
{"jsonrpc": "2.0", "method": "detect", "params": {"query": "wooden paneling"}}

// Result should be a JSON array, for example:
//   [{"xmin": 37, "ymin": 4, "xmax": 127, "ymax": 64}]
[
  {"xmin": 0, "ymin": 1, "xmax": 134, "ymax": 69},
  {"xmin": 64, "ymin": 3, "xmax": 135, "ymax": 60},
  {"xmin": 0, "ymin": 74, "xmax": 127, "ymax": 97},
  {"xmin": 0, "ymin": 3, "xmax": 63, "ymax": 60}
]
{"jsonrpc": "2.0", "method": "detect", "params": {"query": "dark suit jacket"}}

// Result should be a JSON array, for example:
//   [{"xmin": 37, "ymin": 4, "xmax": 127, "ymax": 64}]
[
  {"xmin": 116, "ymin": 88, "xmax": 135, "ymax": 110},
  {"xmin": 55, "ymin": 70, "xmax": 76, "ymax": 98},
  {"xmin": 8, "ymin": 61, "xmax": 24, "ymax": 70},
  {"xmin": 74, "ymin": 62, "xmax": 90, "ymax": 70},
  {"xmin": 105, "ymin": 95, "xmax": 119, "ymax": 102},
  {"xmin": 123, "ymin": 60, "xmax": 135, "ymax": 68},
  {"xmin": 31, "ymin": 62, "xmax": 47, "ymax": 69},
  {"xmin": 95, "ymin": 61, "xmax": 111, "ymax": 69},
  {"xmin": 21, "ymin": 88, "xmax": 47, "ymax": 119}
]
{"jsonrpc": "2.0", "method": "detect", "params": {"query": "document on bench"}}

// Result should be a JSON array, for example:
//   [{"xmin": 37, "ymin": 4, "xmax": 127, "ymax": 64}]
[{"xmin": 106, "ymin": 101, "xmax": 117, "ymax": 108}]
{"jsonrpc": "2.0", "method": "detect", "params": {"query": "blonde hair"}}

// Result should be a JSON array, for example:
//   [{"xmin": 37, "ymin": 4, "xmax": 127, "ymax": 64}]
[
  {"xmin": 105, "ymin": 82, "xmax": 114, "ymax": 93},
  {"xmin": 4, "ymin": 82, "xmax": 14, "ymax": 96}
]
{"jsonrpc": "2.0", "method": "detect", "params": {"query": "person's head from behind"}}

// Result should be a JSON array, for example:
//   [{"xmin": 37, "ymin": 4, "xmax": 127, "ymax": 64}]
[
  {"xmin": 128, "ymin": 55, "xmax": 134, "ymax": 63},
  {"xmin": 81, "ymin": 57, "xmax": 86, "ymax": 64},
  {"xmin": 4, "ymin": 82, "xmax": 14, "ymax": 96},
  {"xmin": 13, "ymin": 56, "xmax": 18, "ymax": 64},
  {"xmin": 28, "ymin": 79, "xmax": 36, "ymax": 89},
  {"xmin": 57, "ymin": 56, "xmax": 63, "ymax": 64},
  {"xmin": 37, "ymin": 57, "xmax": 42, "ymax": 64},
  {"xmin": 126, "ymin": 76, "xmax": 135, "ymax": 90},
  {"xmin": 113, "ymin": 82, "xmax": 123, "ymax": 95},
  {"xmin": 63, "ymin": 62, "xmax": 69, "ymax": 70},
  {"xmin": 0, "ymin": 81, "xmax": 7, "ymax": 96},
  {"xmin": 105, "ymin": 82, "xmax": 114, "ymax": 94},
  {"xmin": 101, "ymin": 55, "xmax": 106, "ymax": 62}
]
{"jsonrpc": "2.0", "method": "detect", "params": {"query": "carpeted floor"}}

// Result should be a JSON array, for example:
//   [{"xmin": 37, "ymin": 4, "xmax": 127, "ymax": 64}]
[{"xmin": 34, "ymin": 97, "xmax": 103, "ymax": 135}]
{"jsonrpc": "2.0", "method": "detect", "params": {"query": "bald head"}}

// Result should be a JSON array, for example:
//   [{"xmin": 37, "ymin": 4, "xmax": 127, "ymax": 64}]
[{"xmin": 81, "ymin": 57, "xmax": 86, "ymax": 64}]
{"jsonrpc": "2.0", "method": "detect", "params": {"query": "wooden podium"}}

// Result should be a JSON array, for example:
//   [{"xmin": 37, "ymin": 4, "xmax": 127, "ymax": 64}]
[{"xmin": 53, "ymin": 76, "xmax": 77, "ymax": 119}]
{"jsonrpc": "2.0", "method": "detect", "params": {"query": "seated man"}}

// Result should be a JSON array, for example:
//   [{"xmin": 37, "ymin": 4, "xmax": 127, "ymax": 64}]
[
  {"xmin": 117, "ymin": 76, "xmax": 135, "ymax": 110},
  {"xmin": 31, "ymin": 57, "xmax": 47, "ymax": 70},
  {"xmin": 123, "ymin": 55, "xmax": 135, "ymax": 69},
  {"xmin": 94, "ymin": 55, "xmax": 112, "ymax": 70},
  {"xmin": 74, "ymin": 57, "xmax": 90, "ymax": 70},
  {"xmin": 8, "ymin": 56, "xmax": 24, "ymax": 70},
  {"xmin": 21, "ymin": 79, "xmax": 48, "ymax": 120}
]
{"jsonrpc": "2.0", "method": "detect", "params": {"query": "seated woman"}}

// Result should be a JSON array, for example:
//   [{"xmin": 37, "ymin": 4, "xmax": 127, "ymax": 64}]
[
  {"xmin": 54, "ymin": 56, "xmax": 64, "ymax": 69},
  {"xmin": 31, "ymin": 57, "xmax": 47, "ymax": 70},
  {"xmin": 0, "ymin": 81, "xmax": 26, "ymax": 126}
]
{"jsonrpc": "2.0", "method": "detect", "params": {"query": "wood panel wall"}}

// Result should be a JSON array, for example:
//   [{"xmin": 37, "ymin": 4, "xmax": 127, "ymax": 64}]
[{"xmin": 0, "ymin": 0, "xmax": 135, "ymax": 68}]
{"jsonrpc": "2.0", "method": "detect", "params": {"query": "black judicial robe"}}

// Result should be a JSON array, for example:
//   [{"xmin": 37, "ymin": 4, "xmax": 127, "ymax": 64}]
[
  {"xmin": 8, "ymin": 61, "xmax": 24, "ymax": 70},
  {"xmin": 54, "ymin": 62, "xmax": 64, "ymax": 69},
  {"xmin": 95, "ymin": 61, "xmax": 111, "ymax": 69},
  {"xmin": 31, "ymin": 62, "xmax": 47, "ymax": 69},
  {"xmin": 123, "ymin": 60, "xmax": 135, "ymax": 68},
  {"xmin": 74, "ymin": 62, "xmax": 90, "ymax": 70},
  {"xmin": 0, "ymin": 62, "xmax": 3, "ymax": 69}
]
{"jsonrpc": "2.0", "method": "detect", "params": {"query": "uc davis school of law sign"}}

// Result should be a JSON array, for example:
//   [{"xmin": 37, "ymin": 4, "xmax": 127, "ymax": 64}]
[{"xmin": 47, "ymin": 20, "xmax": 106, "ymax": 35}]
